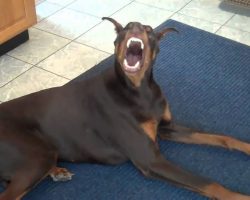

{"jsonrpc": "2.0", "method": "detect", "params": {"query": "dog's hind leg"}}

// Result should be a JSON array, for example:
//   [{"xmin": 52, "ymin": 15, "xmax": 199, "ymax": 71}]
[
  {"xmin": 0, "ymin": 128, "xmax": 57, "ymax": 200},
  {"xmin": 0, "ymin": 151, "xmax": 57, "ymax": 200},
  {"xmin": 159, "ymin": 123, "xmax": 250, "ymax": 155}
]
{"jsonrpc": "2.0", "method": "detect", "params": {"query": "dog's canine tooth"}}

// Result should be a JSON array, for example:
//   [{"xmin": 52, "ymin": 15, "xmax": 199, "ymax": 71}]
[
  {"xmin": 134, "ymin": 60, "xmax": 140, "ymax": 68},
  {"xmin": 141, "ymin": 42, "xmax": 144, "ymax": 49},
  {"xmin": 126, "ymin": 38, "xmax": 131, "ymax": 48}
]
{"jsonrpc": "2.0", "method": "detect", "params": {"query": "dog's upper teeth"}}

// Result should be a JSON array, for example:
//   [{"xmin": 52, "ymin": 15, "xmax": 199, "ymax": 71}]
[
  {"xmin": 126, "ymin": 37, "xmax": 144, "ymax": 49},
  {"xmin": 141, "ymin": 42, "xmax": 144, "ymax": 49}
]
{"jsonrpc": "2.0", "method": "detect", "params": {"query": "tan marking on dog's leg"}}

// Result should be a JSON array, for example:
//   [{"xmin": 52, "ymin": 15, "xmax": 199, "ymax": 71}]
[
  {"xmin": 141, "ymin": 119, "xmax": 158, "ymax": 142},
  {"xmin": 160, "ymin": 125, "xmax": 250, "ymax": 155},
  {"xmin": 203, "ymin": 183, "xmax": 250, "ymax": 200},
  {"xmin": 162, "ymin": 103, "xmax": 172, "ymax": 122},
  {"xmin": 188, "ymin": 132, "xmax": 250, "ymax": 155},
  {"xmin": 15, "ymin": 191, "xmax": 28, "ymax": 200}
]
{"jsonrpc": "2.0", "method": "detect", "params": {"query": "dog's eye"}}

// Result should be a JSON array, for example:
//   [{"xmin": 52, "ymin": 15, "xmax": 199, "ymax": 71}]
[
  {"xmin": 148, "ymin": 33, "xmax": 156, "ymax": 41},
  {"xmin": 144, "ymin": 25, "xmax": 153, "ymax": 33}
]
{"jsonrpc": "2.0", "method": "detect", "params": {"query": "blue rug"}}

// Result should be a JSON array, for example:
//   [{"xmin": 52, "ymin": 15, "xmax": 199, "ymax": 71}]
[{"xmin": 21, "ymin": 20, "xmax": 250, "ymax": 199}]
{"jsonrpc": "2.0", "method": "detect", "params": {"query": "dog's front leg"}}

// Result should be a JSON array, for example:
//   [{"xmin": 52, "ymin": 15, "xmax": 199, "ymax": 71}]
[
  {"xmin": 159, "ymin": 123, "xmax": 250, "ymax": 155},
  {"xmin": 159, "ymin": 103, "xmax": 250, "ymax": 155},
  {"xmin": 118, "ymin": 125, "xmax": 250, "ymax": 200},
  {"xmin": 135, "ymin": 152, "xmax": 250, "ymax": 200}
]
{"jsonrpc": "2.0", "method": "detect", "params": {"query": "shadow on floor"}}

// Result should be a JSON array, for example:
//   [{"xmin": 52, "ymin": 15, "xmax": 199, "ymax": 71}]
[{"xmin": 220, "ymin": 0, "xmax": 250, "ymax": 16}]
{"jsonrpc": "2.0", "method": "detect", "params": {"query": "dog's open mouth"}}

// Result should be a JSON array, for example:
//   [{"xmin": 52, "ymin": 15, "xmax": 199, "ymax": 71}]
[{"xmin": 123, "ymin": 37, "xmax": 144, "ymax": 73}]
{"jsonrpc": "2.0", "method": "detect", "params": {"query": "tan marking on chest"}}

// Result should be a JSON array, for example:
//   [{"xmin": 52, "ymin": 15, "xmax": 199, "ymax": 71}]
[{"xmin": 141, "ymin": 119, "xmax": 158, "ymax": 142}]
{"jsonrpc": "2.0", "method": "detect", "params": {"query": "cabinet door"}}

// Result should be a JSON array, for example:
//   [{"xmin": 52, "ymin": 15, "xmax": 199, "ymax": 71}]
[{"xmin": 0, "ymin": 0, "xmax": 37, "ymax": 43}]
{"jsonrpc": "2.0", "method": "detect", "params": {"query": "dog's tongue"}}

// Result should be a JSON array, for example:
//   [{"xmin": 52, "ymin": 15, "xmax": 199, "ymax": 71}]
[{"xmin": 126, "ymin": 54, "xmax": 140, "ymax": 66}]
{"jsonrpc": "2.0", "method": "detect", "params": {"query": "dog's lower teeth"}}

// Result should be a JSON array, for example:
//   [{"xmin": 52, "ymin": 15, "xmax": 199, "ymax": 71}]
[
  {"xmin": 134, "ymin": 61, "xmax": 140, "ymax": 69},
  {"xmin": 123, "ymin": 60, "xmax": 140, "ymax": 72}
]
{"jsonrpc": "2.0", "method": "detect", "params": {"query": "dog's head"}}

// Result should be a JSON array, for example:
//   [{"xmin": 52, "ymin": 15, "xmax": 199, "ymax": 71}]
[{"xmin": 103, "ymin": 17, "xmax": 177, "ymax": 87}]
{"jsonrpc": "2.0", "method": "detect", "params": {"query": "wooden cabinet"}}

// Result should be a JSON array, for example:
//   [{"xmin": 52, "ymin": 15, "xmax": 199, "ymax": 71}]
[{"xmin": 0, "ymin": 0, "xmax": 37, "ymax": 44}]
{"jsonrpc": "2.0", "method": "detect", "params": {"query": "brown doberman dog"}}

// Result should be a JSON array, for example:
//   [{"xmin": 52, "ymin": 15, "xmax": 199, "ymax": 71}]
[{"xmin": 0, "ymin": 17, "xmax": 250, "ymax": 200}]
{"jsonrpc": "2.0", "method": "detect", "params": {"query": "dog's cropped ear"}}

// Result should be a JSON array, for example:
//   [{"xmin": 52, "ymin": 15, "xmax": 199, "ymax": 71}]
[
  {"xmin": 102, "ymin": 17, "xmax": 123, "ymax": 34},
  {"xmin": 156, "ymin": 28, "xmax": 178, "ymax": 40}
]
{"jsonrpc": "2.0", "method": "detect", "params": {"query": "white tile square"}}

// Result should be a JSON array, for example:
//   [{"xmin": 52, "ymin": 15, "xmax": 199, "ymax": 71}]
[
  {"xmin": 0, "ymin": 67, "xmax": 69, "ymax": 102},
  {"xmin": 226, "ymin": 14, "xmax": 250, "ymax": 33},
  {"xmin": 35, "ymin": 8, "xmax": 101, "ymax": 39},
  {"xmin": 38, "ymin": 42, "xmax": 109, "ymax": 79},
  {"xmin": 111, "ymin": 2, "xmax": 174, "ymax": 28},
  {"xmin": 36, "ymin": 0, "xmax": 45, "ymax": 5},
  {"xmin": 179, "ymin": 0, "xmax": 234, "ymax": 24},
  {"xmin": 171, "ymin": 13, "xmax": 221, "ymax": 33},
  {"xmin": 7, "ymin": 28, "xmax": 70, "ymax": 65},
  {"xmin": 36, "ymin": 1, "xmax": 62, "ymax": 21},
  {"xmin": 216, "ymin": 26, "xmax": 250, "ymax": 46},
  {"xmin": 68, "ymin": 0, "xmax": 132, "ymax": 17},
  {"xmin": 0, "ymin": 55, "xmax": 32, "ymax": 87},
  {"xmin": 76, "ymin": 21, "xmax": 117, "ymax": 54}
]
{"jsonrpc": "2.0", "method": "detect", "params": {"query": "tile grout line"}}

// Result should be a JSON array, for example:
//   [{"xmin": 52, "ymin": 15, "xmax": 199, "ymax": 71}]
[
  {"xmin": 32, "ymin": 26, "xmax": 74, "ymax": 40},
  {"xmin": 225, "ymin": 25, "xmax": 250, "ymax": 34},
  {"xmin": 7, "ymin": 54, "xmax": 34, "ymax": 65},
  {"xmin": 6, "ymin": 54, "xmax": 73, "ymax": 81},
  {"xmin": 0, "ymin": 64, "xmax": 69, "ymax": 102},
  {"xmin": 0, "ymin": 64, "xmax": 70, "ymax": 89},
  {"xmin": 65, "ymin": 7, "xmax": 106, "ymax": 19},
  {"xmin": 2, "ymin": 54, "xmax": 71, "ymax": 88},
  {"xmin": 108, "ymin": 0, "xmax": 136, "ymax": 18},
  {"xmin": 73, "ymin": 41, "xmax": 113, "ymax": 55},
  {"xmin": 171, "ymin": 12, "xmax": 222, "ymax": 26},
  {"xmin": 34, "ymin": 65, "xmax": 71, "ymax": 80},
  {"xmin": 215, "ymin": 13, "xmax": 236, "ymax": 33},
  {"xmin": 0, "ymin": 66, "xmax": 36, "ymax": 89},
  {"xmin": 0, "ymin": 67, "xmax": 33, "ymax": 89},
  {"xmin": 167, "ymin": 0, "xmax": 194, "ymax": 20}
]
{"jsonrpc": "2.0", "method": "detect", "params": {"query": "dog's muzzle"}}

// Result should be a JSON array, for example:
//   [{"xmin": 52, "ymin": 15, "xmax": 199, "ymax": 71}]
[{"xmin": 123, "ymin": 37, "xmax": 144, "ymax": 73}]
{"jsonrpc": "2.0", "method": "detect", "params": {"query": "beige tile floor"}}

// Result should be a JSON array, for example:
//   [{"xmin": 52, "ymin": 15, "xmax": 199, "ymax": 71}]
[{"xmin": 0, "ymin": 0, "xmax": 250, "ymax": 103}]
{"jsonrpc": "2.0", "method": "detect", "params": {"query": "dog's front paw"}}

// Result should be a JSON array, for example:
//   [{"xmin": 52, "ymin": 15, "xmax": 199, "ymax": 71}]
[{"xmin": 50, "ymin": 167, "xmax": 74, "ymax": 182}]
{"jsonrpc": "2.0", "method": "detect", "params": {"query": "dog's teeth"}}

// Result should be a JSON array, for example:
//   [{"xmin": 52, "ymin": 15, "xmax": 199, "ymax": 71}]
[
  {"xmin": 134, "ymin": 61, "xmax": 140, "ymax": 68},
  {"xmin": 124, "ymin": 59, "xmax": 128, "ymax": 67},
  {"xmin": 127, "ymin": 38, "xmax": 131, "ymax": 48},
  {"xmin": 126, "ymin": 37, "xmax": 144, "ymax": 49},
  {"xmin": 141, "ymin": 42, "xmax": 144, "ymax": 49},
  {"xmin": 124, "ymin": 59, "xmax": 140, "ymax": 71}
]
